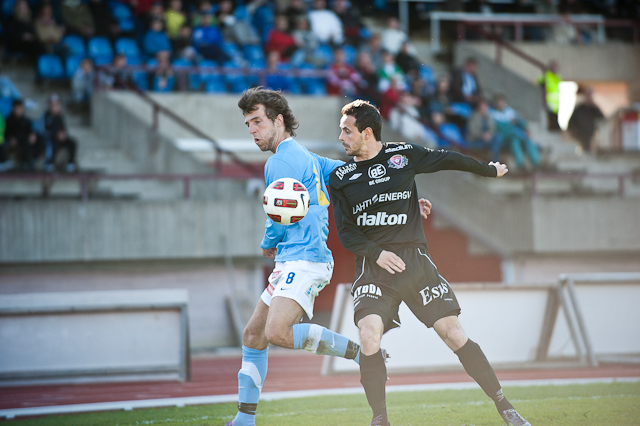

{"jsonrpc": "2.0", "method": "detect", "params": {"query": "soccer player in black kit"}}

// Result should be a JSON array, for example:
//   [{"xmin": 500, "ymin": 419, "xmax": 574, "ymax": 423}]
[{"xmin": 329, "ymin": 100, "xmax": 532, "ymax": 426}]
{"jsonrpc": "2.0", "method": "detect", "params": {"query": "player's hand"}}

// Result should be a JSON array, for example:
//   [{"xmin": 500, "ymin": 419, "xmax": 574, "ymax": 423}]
[
  {"xmin": 262, "ymin": 248, "xmax": 277, "ymax": 258},
  {"xmin": 489, "ymin": 161, "xmax": 508, "ymax": 177},
  {"xmin": 376, "ymin": 250, "xmax": 406, "ymax": 275},
  {"xmin": 418, "ymin": 198, "xmax": 432, "ymax": 219}
]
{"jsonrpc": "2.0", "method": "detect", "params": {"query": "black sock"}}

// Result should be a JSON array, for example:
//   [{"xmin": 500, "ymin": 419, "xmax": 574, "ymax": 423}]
[
  {"xmin": 359, "ymin": 350, "xmax": 388, "ymax": 420},
  {"xmin": 455, "ymin": 339, "xmax": 514, "ymax": 414},
  {"xmin": 345, "ymin": 340, "xmax": 360, "ymax": 360}
]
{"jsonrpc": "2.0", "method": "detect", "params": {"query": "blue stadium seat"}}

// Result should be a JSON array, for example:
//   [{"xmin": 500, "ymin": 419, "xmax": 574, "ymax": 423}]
[
  {"xmin": 419, "ymin": 64, "xmax": 436, "ymax": 86},
  {"xmin": 151, "ymin": 75, "xmax": 175, "ymax": 92},
  {"xmin": 0, "ymin": 96, "xmax": 13, "ymax": 118},
  {"xmin": 303, "ymin": 79, "xmax": 327, "ymax": 96},
  {"xmin": 226, "ymin": 74, "xmax": 250, "ymax": 93},
  {"xmin": 221, "ymin": 42, "xmax": 245, "ymax": 67},
  {"xmin": 342, "ymin": 44, "xmax": 357, "ymax": 66},
  {"xmin": 190, "ymin": 60, "xmax": 217, "ymax": 91},
  {"xmin": 115, "ymin": 37, "xmax": 141, "ymax": 62},
  {"xmin": 109, "ymin": 1, "xmax": 135, "ymax": 32},
  {"xmin": 62, "ymin": 35, "xmax": 86, "ymax": 57},
  {"xmin": 88, "ymin": 36, "xmax": 113, "ymax": 63},
  {"xmin": 438, "ymin": 123, "xmax": 466, "ymax": 148},
  {"xmin": 37, "ymin": 54, "xmax": 66, "ymax": 80},
  {"xmin": 314, "ymin": 44, "xmax": 334, "ymax": 68},
  {"xmin": 204, "ymin": 75, "xmax": 227, "ymax": 93},
  {"xmin": 65, "ymin": 55, "xmax": 83, "ymax": 78},
  {"xmin": 0, "ymin": 76, "xmax": 22, "ymax": 99},
  {"xmin": 252, "ymin": 3, "xmax": 274, "ymax": 43},
  {"xmin": 172, "ymin": 58, "xmax": 192, "ymax": 68},
  {"xmin": 449, "ymin": 102, "xmax": 472, "ymax": 118},
  {"xmin": 132, "ymin": 71, "xmax": 148, "ymax": 91},
  {"xmin": 242, "ymin": 45, "xmax": 265, "ymax": 63},
  {"xmin": 266, "ymin": 72, "xmax": 301, "ymax": 94}
]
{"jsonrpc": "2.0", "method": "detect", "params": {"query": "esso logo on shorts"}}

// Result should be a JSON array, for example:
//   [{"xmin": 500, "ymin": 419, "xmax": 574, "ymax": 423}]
[{"xmin": 368, "ymin": 164, "xmax": 386, "ymax": 179}]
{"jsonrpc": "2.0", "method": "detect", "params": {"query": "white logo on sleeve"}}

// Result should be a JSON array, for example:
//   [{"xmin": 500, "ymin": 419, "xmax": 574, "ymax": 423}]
[{"xmin": 349, "ymin": 173, "xmax": 362, "ymax": 180}]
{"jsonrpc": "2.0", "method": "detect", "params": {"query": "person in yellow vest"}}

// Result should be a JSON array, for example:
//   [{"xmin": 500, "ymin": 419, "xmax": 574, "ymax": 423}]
[{"xmin": 539, "ymin": 60, "xmax": 561, "ymax": 131}]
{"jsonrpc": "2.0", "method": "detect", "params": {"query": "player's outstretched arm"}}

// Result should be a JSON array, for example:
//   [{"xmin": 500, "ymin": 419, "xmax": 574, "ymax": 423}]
[
  {"xmin": 376, "ymin": 250, "xmax": 406, "ymax": 275},
  {"xmin": 489, "ymin": 161, "xmax": 508, "ymax": 177},
  {"xmin": 262, "ymin": 247, "xmax": 277, "ymax": 258}
]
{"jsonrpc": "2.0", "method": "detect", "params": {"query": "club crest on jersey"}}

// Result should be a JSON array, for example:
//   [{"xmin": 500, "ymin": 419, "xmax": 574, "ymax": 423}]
[{"xmin": 388, "ymin": 154, "xmax": 408, "ymax": 169}]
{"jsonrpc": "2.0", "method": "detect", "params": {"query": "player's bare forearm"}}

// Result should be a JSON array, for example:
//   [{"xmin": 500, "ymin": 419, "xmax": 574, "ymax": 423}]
[
  {"xmin": 262, "ymin": 247, "xmax": 277, "ymax": 258},
  {"xmin": 376, "ymin": 250, "xmax": 406, "ymax": 275},
  {"xmin": 489, "ymin": 161, "xmax": 508, "ymax": 177}
]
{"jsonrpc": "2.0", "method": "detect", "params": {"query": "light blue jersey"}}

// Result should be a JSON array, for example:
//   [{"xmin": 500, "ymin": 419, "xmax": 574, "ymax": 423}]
[{"xmin": 261, "ymin": 138, "xmax": 344, "ymax": 263}]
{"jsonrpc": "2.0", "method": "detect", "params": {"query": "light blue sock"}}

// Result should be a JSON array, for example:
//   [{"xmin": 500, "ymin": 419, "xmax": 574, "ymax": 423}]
[
  {"xmin": 233, "ymin": 346, "xmax": 268, "ymax": 426},
  {"xmin": 292, "ymin": 323, "xmax": 360, "ymax": 361}
]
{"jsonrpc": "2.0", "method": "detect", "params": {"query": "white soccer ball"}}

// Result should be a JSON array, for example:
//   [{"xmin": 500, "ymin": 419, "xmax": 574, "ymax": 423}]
[{"xmin": 262, "ymin": 177, "xmax": 310, "ymax": 225}]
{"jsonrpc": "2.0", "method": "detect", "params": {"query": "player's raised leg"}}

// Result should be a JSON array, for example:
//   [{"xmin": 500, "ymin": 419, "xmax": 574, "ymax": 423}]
[
  {"xmin": 434, "ymin": 316, "xmax": 531, "ymax": 426},
  {"xmin": 357, "ymin": 314, "xmax": 390, "ymax": 426}
]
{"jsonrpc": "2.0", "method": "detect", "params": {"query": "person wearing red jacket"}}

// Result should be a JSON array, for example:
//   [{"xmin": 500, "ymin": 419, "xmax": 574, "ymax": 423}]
[{"xmin": 264, "ymin": 14, "xmax": 296, "ymax": 61}]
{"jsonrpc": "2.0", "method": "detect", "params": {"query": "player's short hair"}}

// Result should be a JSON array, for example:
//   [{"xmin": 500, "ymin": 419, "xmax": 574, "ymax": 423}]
[
  {"xmin": 238, "ymin": 87, "xmax": 299, "ymax": 137},
  {"xmin": 341, "ymin": 99, "xmax": 382, "ymax": 141}
]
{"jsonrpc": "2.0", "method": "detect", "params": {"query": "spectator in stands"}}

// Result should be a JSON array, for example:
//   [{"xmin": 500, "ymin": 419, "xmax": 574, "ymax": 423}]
[
  {"xmin": 467, "ymin": 97, "xmax": 499, "ymax": 156},
  {"xmin": 285, "ymin": 0, "xmax": 308, "ymax": 29},
  {"xmin": 265, "ymin": 14, "xmax": 297, "ymax": 61},
  {"xmin": 354, "ymin": 51, "xmax": 379, "ymax": 99},
  {"xmin": 567, "ymin": 86, "xmax": 605, "ymax": 153},
  {"xmin": 216, "ymin": 0, "xmax": 260, "ymax": 46},
  {"xmin": 143, "ymin": 18, "xmax": 172, "ymax": 57},
  {"xmin": 378, "ymin": 75, "xmax": 403, "ymax": 120},
  {"xmin": 0, "ymin": 114, "xmax": 12, "ymax": 172},
  {"xmin": 61, "ymin": 0, "xmax": 95, "ymax": 38},
  {"xmin": 171, "ymin": 24, "xmax": 197, "ymax": 62},
  {"xmin": 71, "ymin": 58, "xmax": 94, "ymax": 109},
  {"xmin": 326, "ymin": 47, "xmax": 363, "ymax": 97},
  {"xmin": 308, "ymin": 0, "xmax": 344, "ymax": 46},
  {"xmin": 6, "ymin": 0, "xmax": 41, "ymax": 58},
  {"xmin": 164, "ymin": 0, "xmax": 186, "ymax": 39},
  {"xmin": 512, "ymin": 0, "xmax": 544, "ymax": 41},
  {"xmin": 377, "ymin": 49, "xmax": 407, "ymax": 93},
  {"xmin": 143, "ymin": 1, "xmax": 165, "ymax": 31},
  {"xmin": 389, "ymin": 91, "xmax": 436, "ymax": 147},
  {"xmin": 99, "ymin": 54, "xmax": 132, "ymax": 89},
  {"xmin": 380, "ymin": 16, "xmax": 410, "ymax": 56},
  {"xmin": 450, "ymin": 57, "xmax": 482, "ymax": 108},
  {"xmin": 292, "ymin": 17, "xmax": 321, "ymax": 66},
  {"xmin": 128, "ymin": 0, "xmax": 155, "ymax": 18},
  {"xmin": 409, "ymin": 77, "xmax": 432, "ymax": 119},
  {"xmin": 87, "ymin": 0, "xmax": 120, "ymax": 39},
  {"xmin": 539, "ymin": 60, "xmax": 562, "ymax": 131},
  {"xmin": 5, "ymin": 99, "xmax": 44, "ymax": 172},
  {"xmin": 552, "ymin": 13, "xmax": 580, "ymax": 44},
  {"xmin": 536, "ymin": 0, "xmax": 558, "ymax": 14},
  {"xmin": 192, "ymin": 12, "xmax": 227, "ymax": 63},
  {"xmin": 491, "ymin": 94, "xmax": 541, "ymax": 171},
  {"xmin": 358, "ymin": 33, "xmax": 383, "ymax": 69},
  {"xmin": 190, "ymin": 0, "xmax": 212, "ymax": 28},
  {"xmin": 333, "ymin": 0, "xmax": 365, "ymax": 46},
  {"xmin": 43, "ymin": 94, "xmax": 78, "ymax": 173},
  {"xmin": 395, "ymin": 41, "xmax": 420, "ymax": 77},
  {"xmin": 148, "ymin": 50, "xmax": 175, "ymax": 92},
  {"xmin": 34, "ymin": 3, "xmax": 66, "ymax": 54}
]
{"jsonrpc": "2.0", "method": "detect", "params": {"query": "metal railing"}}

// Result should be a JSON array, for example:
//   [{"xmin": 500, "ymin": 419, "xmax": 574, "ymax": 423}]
[
  {"xmin": 394, "ymin": 10, "xmax": 639, "ymax": 53},
  {"xmin": 0, "ymin": 170, "xmax": 263, "ymax": 201},
  {"xmin": 507, "ymin": 170, "xmax": 640, "ymax": 197}
]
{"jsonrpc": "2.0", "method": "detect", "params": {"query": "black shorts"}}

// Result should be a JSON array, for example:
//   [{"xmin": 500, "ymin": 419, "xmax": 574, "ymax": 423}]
[{"xmin": 351, "ymin": 245, "xmax": 461, "ymax": 333}]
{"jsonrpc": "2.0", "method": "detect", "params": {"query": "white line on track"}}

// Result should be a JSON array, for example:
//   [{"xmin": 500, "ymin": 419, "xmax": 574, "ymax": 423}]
[{"xmin": 1, "ymin": 377, "xmax": 638, "ymax": 419}]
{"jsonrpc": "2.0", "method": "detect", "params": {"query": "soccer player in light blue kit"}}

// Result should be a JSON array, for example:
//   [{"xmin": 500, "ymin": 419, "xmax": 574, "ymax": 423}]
[
  {"xmin": 225, "ymin": 87, "xmax": 363, "ymax": 426},
  {"xmin": 228, "ymin": 88, "xmax": 430, "ymax": 426}
]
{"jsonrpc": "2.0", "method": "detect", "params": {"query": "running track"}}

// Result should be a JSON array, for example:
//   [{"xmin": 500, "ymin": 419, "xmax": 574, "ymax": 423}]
[{"xmin": 2, "ymin": 350, "xmax": 640, "ymax": 413}]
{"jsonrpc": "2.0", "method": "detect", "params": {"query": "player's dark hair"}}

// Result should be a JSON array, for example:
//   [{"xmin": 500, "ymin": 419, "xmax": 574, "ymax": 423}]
[
  {"xmin": 238, "ymin": 87, "xmax": 299, "ymax": 137},
  {"xmin": 341, "ymin": 99, "xmax": 382, "ymax": 141}
]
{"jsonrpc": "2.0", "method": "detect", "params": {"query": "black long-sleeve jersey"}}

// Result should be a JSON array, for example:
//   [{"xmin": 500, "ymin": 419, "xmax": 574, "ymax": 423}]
[{"xmin": 329, "ymin": 142, "xmax": 497, "ymax": 262}]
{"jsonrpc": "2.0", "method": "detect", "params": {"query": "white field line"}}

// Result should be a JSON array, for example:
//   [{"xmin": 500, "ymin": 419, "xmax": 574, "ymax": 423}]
[{"xmin": 1, "ymin": 377, "xmax": 639, "ymax": 419}]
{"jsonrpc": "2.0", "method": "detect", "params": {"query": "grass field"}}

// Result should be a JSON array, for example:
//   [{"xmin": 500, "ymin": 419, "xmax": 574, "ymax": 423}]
[{"xmin": 7, "ymin": 382, "xmax": 640, "ymax": 426}]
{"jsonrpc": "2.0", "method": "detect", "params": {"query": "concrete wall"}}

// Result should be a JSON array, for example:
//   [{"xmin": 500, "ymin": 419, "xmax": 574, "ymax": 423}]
[
  {"xmin": 92, "ymin": 92, "xmax": 348, "ymax": 171},
  {"xmin": 0, "ymin": 200, "xmax": 264, "ymax": 263},
  {"xmin": 416, "ymin": 172, "xmax": 640, "ymax": 256},
  {"xmin": 455, "ymin": 43, "xmax": 544, "ymax": 122},
  {"xmin": 463, "ymin": 42, "xmax": 640, "ymax": 101}
]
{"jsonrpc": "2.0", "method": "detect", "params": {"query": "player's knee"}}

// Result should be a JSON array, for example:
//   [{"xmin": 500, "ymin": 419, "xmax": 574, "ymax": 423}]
[
  {"xmin": 264, "ymin": 323, "xmax": 289, "ymax": 348},
  {"xmin": 242, "ymin": 324, "xmax": 268, "ymax": 349},
  {"xmin": 358, "ymin": 322, "xmax": 382, "ymax": 355}
]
